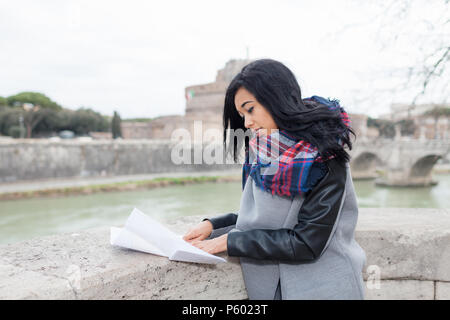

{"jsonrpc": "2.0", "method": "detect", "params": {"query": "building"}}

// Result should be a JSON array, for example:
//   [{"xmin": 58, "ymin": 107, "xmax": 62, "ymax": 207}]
[
  {"xmin": 379, "ymin": 102, "xmax": 450, "ymax": 139},
  {"xmin": 121, "ymin": 58, "xmax": 400, "ymax": 142},
  {"xmin": 121, "ymin": 59, "xmax": 253, "ymax": 141},
  {"xmin": 380, "ymin": 103, "xmax": 447, "ymax": 121}
]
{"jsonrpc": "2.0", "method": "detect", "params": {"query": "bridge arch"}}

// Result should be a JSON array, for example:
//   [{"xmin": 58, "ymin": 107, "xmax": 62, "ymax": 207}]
[
  {"xmin": 350, "ymin": 152, "xmax": 383, "ymax": 179},
  {"xmin": 409, "ymin": 155, "xmax": 442, "ymax": 178}
]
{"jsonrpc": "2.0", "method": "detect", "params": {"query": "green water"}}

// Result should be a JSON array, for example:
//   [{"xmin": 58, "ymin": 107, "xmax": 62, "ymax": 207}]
[{"xmin": 0, "ymin": 174, "xmax": 449, "ymax": 245}]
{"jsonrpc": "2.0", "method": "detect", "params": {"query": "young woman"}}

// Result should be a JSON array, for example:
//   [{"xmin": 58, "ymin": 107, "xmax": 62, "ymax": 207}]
[{"xmin": 182, "ymin": 59, "xmax": 367, "ymax": 300}]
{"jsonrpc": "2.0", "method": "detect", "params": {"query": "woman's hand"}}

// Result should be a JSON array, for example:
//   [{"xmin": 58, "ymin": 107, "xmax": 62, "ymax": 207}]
[
  {"xmin": 190, "ymin": 234, "xmax": 228, "ymax": 255},
  {"xmin": 182, "ymin": 220, "xmax": 213, "ymax": 243}
]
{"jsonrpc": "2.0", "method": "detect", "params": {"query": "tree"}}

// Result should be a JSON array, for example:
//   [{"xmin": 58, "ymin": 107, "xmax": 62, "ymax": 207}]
[
  {"xmin": 3, "ymin": 92, "xmax": 63, "ymax": 138},
  {"xmin": 367, "ymin": 117, "xmax": 396, "ymax": 139},
  {"xmin": 6, "ymin": 92, "xmax": 62, "ymax": 110},
  {"xmin": 338, "ymin": 0, "xmax": 449, "ymax": 112},
  {"xmin": 69, "ymin": 108, "xmax": 110, "ymax": 135},
  {"xmin": 0, "ymin": 108, "xmax": 22, "ymax": 137},
  {"xmin": 0, "ymin": 96, "xmax": 7, "ymax": 107},
  {"xmin": 397, "ymin": 119, "xmax": 416, "ymax": 136},
  {"xmin": 23, "ymin": 105, "xmax": 49, "ymax": 138},
  {"xmin": 33, "ymin": 108, "xmax": 66, "ymax": 135},
  {"xmin": 0, "ymin": 91, "xmax": 112, "ymax": 137},
  {"xmin": 111, "ymin": 111, "xmax": 122, "ymax": 139}
]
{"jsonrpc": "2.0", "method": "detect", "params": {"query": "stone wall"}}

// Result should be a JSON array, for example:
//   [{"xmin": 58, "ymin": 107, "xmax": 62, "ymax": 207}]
[
  {"xmin": 0, "ymin": 208, "xmax": 448, "ymax": 300},
  {"xmin": 0, "ymin": 139, "xmax": 240, "ymax": 183}
]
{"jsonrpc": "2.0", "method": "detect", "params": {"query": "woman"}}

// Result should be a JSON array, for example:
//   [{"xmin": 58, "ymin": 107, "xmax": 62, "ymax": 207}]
[{"xmin": 182, "ymin": 59, "xmax": 367, "ymax": 300}]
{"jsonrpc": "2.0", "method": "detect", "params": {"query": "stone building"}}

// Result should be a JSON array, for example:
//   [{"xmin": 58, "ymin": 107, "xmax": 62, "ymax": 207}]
[
  {"xmin": 380, "ymin": 103, "xmax": 442, "ymax": 122},
  {"xmin": 121, "ymin": 59, "xmax": 253, "ymax": 141},
  {"xmin": 379, "ymin": 103, "xmax": 450, "ymax": 140},
  {"xmin": 413, "ymin": 116, "xmax": 450, "ymax": 140},
  {"xmin": 347, "ymin": 113, "xmax": 367, "ymax": 140},
  {"xmin": 121, "ymin": 58, "xmax": 375, "ymax": 142}
]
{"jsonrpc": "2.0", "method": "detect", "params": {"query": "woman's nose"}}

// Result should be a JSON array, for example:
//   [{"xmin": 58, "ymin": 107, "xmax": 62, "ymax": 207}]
[{"xmin": 244, "ymin": 116, "xmax": 254, "ymax": 128}]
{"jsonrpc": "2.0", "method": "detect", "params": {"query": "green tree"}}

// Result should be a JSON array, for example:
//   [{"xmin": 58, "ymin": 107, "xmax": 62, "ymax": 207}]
[
  {"xmin": 28, "ymin": 107, "xmax": 110, "ymax": 137},
  {"xmin": 6, "ymin": 92, "xmax": 62, "ymax": 110},
  {"xmin": 367, "ymin": 117, "xmax": 396, "ymax": 139},
  {"xmin": 397, "ymin": 119, "xmax": 416, "ymax": 136},
  {"xmin": 4, "ymin": 92, "xmax": 63, "ymax": 138},
  {"xmin": 33, "ymin": 109, "xmax": 65, "ymax": 135},
  {"xmin": 111, "ymin": 111, "xmax": 122, "ymax": 139},
  {"xmin": 69, "ymin": 108, "xmax": 110, "ymax": 135},
  {"xmin": 0, "ymin": 96, "xmax": 7, "ymax": 107},
  {"xmin": 0, "ymin": 92, "xmax": 113, "ymax": 137},
  {"xmin": 8, "ymin": 126, "xmax": 26, "ymax": 138},
  {"xmin": 0, "ymin": 108, "xmax": 22, "ymax": 137},
  {"xmin": 23, "ymin": 106, "xmax": 49, "ymax": 138}
]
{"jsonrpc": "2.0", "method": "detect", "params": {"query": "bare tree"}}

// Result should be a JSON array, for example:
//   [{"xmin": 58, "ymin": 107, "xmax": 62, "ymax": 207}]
[{"xmin": 333, "ymin": 0, "xmax": 449, "ymax": 114}]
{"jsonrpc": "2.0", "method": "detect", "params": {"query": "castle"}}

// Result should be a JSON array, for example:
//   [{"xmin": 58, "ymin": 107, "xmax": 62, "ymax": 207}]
[
  {"xmin": 121, "ymin": 59, "xmax": 253, "ymax": 141},
  {"xmin": 120, "ymin": 58, "xmax": 370, "ymax": 142}
]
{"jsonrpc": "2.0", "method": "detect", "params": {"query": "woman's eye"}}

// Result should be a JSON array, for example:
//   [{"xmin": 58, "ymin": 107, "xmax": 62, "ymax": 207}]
[{"xmin": 248, "ymin": 107, "xmax": 254, "ymax": 113}]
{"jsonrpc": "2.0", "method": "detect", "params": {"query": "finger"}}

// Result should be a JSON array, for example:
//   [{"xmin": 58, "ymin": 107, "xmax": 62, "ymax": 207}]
[
  {"xmin": 183, "ymin": 230, "xmax": 198, "ymax": 241},
  {"xmin": 193, "ymin": 241, "xmax": 212, "ymax": 253},
  {"xmin": 182, "ymin": 231, "xmax": 191, "ymax": 241},
  {"xmin": 185, "ymin": 235, "xmax": 202, "ymax": 243}
]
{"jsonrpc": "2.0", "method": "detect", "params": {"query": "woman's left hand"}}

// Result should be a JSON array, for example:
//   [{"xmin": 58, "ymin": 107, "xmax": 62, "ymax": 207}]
[{"xmin": 190, "ymin": 234, "xmax": 228, "ymax": 254}]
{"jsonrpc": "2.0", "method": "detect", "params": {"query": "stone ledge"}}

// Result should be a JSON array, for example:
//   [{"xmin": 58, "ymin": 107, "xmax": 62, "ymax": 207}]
[
  {"xmin": 0, "ymin": 226, "xmax": 246, "ymax": 300},
  {"xmin": 356, "ymin": 208, "xmax": 450, "ymax": 282},
  {"xmin": 436, "ymin": 281, "xmax": 450, "ymax": 300},
  {"xmin": 0, "ymin": 208, "xmax": 449, "ymax": 299},
  {"xmin": 363, "ymin": 280, "xmax": 434, "ymax": 300}
]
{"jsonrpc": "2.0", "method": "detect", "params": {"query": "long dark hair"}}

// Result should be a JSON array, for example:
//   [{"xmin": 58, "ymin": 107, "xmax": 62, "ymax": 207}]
[{"xmin": 223, "ymin": 58, "xmax": 355, "ymax": 164}]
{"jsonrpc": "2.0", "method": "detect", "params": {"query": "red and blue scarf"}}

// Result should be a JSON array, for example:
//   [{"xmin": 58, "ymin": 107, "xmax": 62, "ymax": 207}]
[{"xmin": 242, "ymin": 96, "xmax": 351, "ymax": 198}]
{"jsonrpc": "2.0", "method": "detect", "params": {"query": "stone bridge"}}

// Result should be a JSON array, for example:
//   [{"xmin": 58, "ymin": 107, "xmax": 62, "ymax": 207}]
[
  {"xmin": 349, "ymin": 138, "xmax": 450, "ymax": 186},
  {"xmin": 0, "ymin": 138, "xmax": 448, "ymax": 187}
]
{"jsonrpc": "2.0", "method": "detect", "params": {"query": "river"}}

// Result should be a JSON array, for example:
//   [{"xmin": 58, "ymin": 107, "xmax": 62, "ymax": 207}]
[{"xmin": 0, "ymin": 174, "xmax": 449, "ymax": 245}]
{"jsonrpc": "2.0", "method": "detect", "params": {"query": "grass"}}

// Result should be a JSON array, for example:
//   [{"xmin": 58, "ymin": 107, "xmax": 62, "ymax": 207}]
[{"xmin": 0, "ymin": 175, "xmax": 241, "ymax": 201}]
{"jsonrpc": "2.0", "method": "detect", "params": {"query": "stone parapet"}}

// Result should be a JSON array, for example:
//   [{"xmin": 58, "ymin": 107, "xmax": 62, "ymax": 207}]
[{"xmin": 0, "ymin": 208, "xmax": 449, "ymax": 300}]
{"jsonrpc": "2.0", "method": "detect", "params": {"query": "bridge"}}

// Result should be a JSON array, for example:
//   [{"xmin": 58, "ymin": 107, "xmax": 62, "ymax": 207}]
[
  {"xmin": 349, "ymin": 137, "xmax": 450, "ymax": 187},
  {"xmin": 0, "ymin": 138, "xmax": 448, "ymax": 187}
]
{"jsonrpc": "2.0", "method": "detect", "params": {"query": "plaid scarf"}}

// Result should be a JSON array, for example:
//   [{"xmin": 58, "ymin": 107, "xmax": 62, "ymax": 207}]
[{"xmin": 242, "ymin": 96, "xmax": 350, "ymax": 198}]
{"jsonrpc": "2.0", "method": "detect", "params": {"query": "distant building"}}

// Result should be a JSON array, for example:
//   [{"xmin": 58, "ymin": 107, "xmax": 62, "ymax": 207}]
[
  {"xmin": 121, "ymin": 59, "xmax": 253, "ymax": 141},
  {"xmin": 379, "ymin": 102, "xmax": 450, "ymax": 140},
  {"xmin": 347, "ymin": 113, "xmax": 367, "ymax": 140},
  {"xmin": 379, "ymin": 103, "xmax": 448, "ymax": 121},
  {"xmin": 121, "ymin": 59, "xmax": 396, "ymax": 142}
]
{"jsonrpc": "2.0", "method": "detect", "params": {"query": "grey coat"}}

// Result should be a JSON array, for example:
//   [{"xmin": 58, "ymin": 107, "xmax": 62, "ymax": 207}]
[{"xmin": 207, "ymin": 163, "xmax": 366, "ymax": 300}]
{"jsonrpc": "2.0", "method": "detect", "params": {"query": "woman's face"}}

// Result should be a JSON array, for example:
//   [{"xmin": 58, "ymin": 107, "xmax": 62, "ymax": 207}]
[{"xmin": 234, "ymin": 87, "xmax": 278, "ymax": 136}]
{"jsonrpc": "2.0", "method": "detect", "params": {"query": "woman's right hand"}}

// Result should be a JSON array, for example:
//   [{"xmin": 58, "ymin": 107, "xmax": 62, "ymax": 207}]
[{"xmin": 182, "ymin": 220, "xmax": 213, "ymax": 243}]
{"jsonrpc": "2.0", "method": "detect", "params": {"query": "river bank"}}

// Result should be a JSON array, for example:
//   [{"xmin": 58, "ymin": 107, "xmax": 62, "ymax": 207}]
[
  {"xmin": 0, "ymin": 170, "xmax": 241, "ymax": 201},
  {"xmin": 1, "ymin": 165, "xmax": 448, "ymax": 201}
]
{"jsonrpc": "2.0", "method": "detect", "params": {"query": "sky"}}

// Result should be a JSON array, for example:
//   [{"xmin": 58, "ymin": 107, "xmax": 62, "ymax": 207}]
[{"xmin": 0, "ymin": 0, "xmax": 448, "ymax": 119}]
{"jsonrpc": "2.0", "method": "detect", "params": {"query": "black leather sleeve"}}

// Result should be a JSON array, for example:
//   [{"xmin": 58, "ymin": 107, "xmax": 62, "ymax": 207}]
[
  {"xmin": 227, "ymin": 158, "xmax": 347, "ymax": 262},
  {"xmin": 202, "ymin": 213, "xmax": 238, "ymax": 230}
]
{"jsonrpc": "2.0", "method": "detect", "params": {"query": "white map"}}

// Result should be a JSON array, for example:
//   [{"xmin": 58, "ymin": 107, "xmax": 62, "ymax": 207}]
[{"xmin": 110, "ymin": 208, "xmax": 226, "ymax": 264}]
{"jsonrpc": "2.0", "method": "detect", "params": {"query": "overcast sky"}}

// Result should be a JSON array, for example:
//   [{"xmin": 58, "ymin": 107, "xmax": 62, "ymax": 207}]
[{"xmin": 1, "ymin": 0, "xmax": 448, "ymax": 119}]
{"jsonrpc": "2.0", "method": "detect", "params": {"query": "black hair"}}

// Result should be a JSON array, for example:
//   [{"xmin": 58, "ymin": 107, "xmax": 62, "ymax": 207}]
[{"xmin": 223, "ymin": 58, "xmax": 355, "ymax": 164}]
